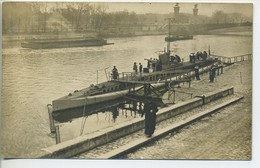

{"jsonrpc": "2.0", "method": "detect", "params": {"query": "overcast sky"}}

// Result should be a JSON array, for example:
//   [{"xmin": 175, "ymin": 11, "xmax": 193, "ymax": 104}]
[{"xmin": 103, "ymin": 2, "xmax": 252, "ymax": 17}]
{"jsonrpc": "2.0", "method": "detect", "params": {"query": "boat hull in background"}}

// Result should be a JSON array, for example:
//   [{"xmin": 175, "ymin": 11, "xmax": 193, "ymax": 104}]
[{"xmin": 21, "ymin": 38, "xmax": 109, "ymax": 49}]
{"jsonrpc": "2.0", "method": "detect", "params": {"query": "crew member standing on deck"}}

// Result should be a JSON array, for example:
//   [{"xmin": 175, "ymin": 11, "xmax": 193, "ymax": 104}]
[
  {"xmin": 112, "ymin": 66, "xmax": 119, "ymax": 80},
  {"xmin": 209, "ymin": 65, "xmax": 216, "ymax": 82},
  {"xmin": 194, "ymin": 65, "xmax": 200, "ymax": 80},
  {"xmin": 133, "ymin": 62, "xmax": 138, "ymax": 74},
  {"xmin": 196, "ymin": 51, "xmax": 200, "ymax": 60},
  {"xmin": 175, "ymin": 54, "xmax": 181, "ymax": 63},
  {"xmin": 203, "ymin": 51, "xmax": 208, "ymax": 60},
  {"xmin": 189, "ymin": 54, "xmax": 193, "ymax": 63},
  {"xmin": 190, "ymin": 53, "xmax": 196, "ymax": 63},
  {"xmin": 147, "ymin": 60, "xmax": 150, "ymax": 69},
  {"xmin": 139, "ymin": 63, "xmax": 143, "ymax": 74},
  {"xmin": 152, "ymin": 59, "xmax": 156, "ymax": 72}
]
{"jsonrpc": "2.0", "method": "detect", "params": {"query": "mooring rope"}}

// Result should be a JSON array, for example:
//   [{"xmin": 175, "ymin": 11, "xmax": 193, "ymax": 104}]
[{"xmin": 80, "ymin": 98, "xmax": 88, "ymax": 136}]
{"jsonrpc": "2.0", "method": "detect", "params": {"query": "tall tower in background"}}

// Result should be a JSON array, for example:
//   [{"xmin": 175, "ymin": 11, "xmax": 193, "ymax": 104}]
[
  {"xmin": 193, "ymin": 4, "xmax": 198, "ymax": 16},
  {"xmin": 174, "ymin": 3, "xmax": 180, "ymax": 16}
]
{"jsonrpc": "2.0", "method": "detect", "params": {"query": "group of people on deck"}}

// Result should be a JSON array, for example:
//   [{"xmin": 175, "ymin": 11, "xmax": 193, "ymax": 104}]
[
  {"xmin": 133, "ymin": 62, "xmax": 143, "ymax": 73},
  {"xmin": 190, "ymin": 51, "xmax": 208, "ymax": 63},
  {"xmin": 146, "ymin": 58, "xmax": 162, "ymax": 72},
  {"xmin": 170, "ymin": 54, "xmax": 181, "ymax": 63},
  {"xmin": 194, "ymin": 63, "xmax": 218, "ymax": 82},
  {"xmin": 111, "ymin": 62, "xmax": 144, "ymax": 80},
  {"xmin": 112, "ymin": 50, "xmax": 217, "ymax": 82}
]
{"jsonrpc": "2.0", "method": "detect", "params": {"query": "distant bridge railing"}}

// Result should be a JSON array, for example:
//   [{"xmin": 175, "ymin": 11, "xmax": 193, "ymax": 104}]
[{"xmin": 209, "ymin": 53, "xmax": 252, "ymax": 64}]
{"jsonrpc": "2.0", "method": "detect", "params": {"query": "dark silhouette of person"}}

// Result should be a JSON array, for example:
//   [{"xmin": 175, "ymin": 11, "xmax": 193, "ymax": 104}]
[
  {"xmin": 133, "ymin": 62, "xmax": 137, "ymax": 73},
  {"xmin": 203, "ymin": 51, "xmax": 208, "ymax": 60},
  {"xmin": 112, "ymin": 66, "xmax": 119, "ymax": 80},
  {"xmin": 196, "ymin": 51, "xmax": 200, "ymax": 60},
  {"xmin": 171, "ymin": 56, "xmax": 176, "ymax": 63},
  {"xmin": 175, "ymin": 55, "xmax": 181, "ymax": 62},
  {"xmin": 144, "ymin": 102, "xmax": 158, "ymax": 137},
  {"xmin": 209, "ymin": 65, "xmax": 216, "ymax": 82},
  {"xmin": 139, "ymin": 63, "xmax": 143, "ymax": 73},
  {"xmin": 194, "ymin": 65, "xmax": 200, "ymax": 80},
  {"xmin": 152, "ymin": 60, "xmax": 156, "ymax": 72},
  {"xmin": 147, "ymin": 60, "xmax": 150, "ymax": 68},
  {"xmin": 190, "ymin": 53, "xmax": 196, "ymax": 63},
  {"xmin": 111, "ymin": 107, "xmax": 119, "ymax": 122}
]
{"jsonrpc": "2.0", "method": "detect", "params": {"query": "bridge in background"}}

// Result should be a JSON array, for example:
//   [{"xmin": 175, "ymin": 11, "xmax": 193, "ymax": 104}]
[{"xmin": 159, "ymin": 22, "xmax": 252, "ymax": 35}]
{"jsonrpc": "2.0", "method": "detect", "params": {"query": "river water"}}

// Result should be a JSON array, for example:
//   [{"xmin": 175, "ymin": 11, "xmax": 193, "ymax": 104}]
[{"xmin": 1, "ymin": 29, "xmax": 252, "ymax": 158}]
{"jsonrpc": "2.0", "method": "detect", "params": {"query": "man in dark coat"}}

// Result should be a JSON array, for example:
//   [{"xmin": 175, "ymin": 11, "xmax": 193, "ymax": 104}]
[
  {"xmin": 175, "ymin": 54, "xmax": 181, "ymax": 62},
  {"xmin": 209, "ymin": 65, "xmax": 216, "ymax": 82},
  {"xmin": 112, "ymin": 66, "xmax": 119, "ymax": 80},
  {"xmin": 133, "ymin": 62, "xmax": 137, "ymax": 73},
  {"xmin": 196, "ymin": 51, "xmax": 200, "ymax": 60},
  {"xmin": 139, "ymin": 63, "xmax": 143, "ymax": 73},
  {"xmin": 144, "ymin": 102, "xmax": 158, "ymax": 137},
  {"xmin": 203, "ymin": 51, "xmax": 208, "ymax": 60},
  {"xmin": 194, "ymin": 65, "xmax": 200, "ymax": 80}
]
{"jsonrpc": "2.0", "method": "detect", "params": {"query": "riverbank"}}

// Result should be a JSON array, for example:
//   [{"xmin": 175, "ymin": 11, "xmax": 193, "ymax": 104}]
[
  {"xmin": 207, "ymin": 26, "xmax": 252, "ymax": 36},
  {"xmin": 2, "ymin": 25, "xmax": 252, "ymax": 44}
]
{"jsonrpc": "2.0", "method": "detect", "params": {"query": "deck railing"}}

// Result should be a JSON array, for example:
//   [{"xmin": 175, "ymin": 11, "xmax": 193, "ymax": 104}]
[
  {"xmin": 109, "ymin": 63, "xmax": 223, "ymax": 86},
  {"xmin": 209, "ymin": 53, "xmax": 252, "ymax": 64}
]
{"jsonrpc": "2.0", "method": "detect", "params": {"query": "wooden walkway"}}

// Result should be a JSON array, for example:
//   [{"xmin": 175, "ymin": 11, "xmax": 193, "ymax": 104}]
[
  {"xmin": 112, "ymin": 64, "xmax": 222, "ymax": 86},
  {"xmin": 101, "ymin": 53, "xmax": 252, "ymax": 97},
  {"xmin": 209, "ymin": 53, "xmax": 252, "ymax": 64}
]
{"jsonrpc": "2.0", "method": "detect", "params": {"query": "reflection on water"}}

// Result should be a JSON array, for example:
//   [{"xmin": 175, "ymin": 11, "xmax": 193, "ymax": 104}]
[
  {"xmin": 1, "ymin": 32, "xmax": 252, "ymax": 157},
  {"xmin": 53, "ymin": 98, "xmax": 163, "ymax": 142}
]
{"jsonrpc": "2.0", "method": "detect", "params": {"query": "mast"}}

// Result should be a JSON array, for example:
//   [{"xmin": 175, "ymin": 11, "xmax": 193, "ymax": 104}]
[{"xmin": 167, "ymin": 18, "xmax": 171, "ymax": 54}]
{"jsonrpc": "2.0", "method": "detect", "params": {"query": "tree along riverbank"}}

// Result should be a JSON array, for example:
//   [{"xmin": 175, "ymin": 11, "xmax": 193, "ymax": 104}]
[{"xmin": 2, "ymin": 25, "xmax": 252, "ymax": 42}]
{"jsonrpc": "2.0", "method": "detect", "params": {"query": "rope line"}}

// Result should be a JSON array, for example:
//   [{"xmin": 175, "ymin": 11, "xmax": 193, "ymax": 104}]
[{"xmin": 80, "ymin": 98, "xmax": 88, "ymax": 136}]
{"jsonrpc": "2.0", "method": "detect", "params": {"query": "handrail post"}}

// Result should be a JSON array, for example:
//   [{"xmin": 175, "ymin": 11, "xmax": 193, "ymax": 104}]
[
  {"xmin": 55, "ymin": 125, "xmax": 61, "ymax": 144},
  {"xmin": 47, "ymin": 104, "xmax": 56, "ymax": 133},
  {"xmin": 173, "ymin": 90, "xmax": 176, "ymax": 104}
]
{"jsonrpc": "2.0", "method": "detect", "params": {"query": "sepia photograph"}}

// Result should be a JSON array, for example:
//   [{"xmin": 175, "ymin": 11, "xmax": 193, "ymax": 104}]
[{"xmin": 1, "ymin": 0, "xmax": 256, "ymax": 165}]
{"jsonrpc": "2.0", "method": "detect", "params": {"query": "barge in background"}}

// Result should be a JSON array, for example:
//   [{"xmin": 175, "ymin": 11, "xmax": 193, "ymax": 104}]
[
  {"xmin": 21, "ymin": 37, "xmax": 114, "ymax": 49},
  {"xmin": 165, "ymin": 35, "xmax": 193, "ymax": 42}
]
